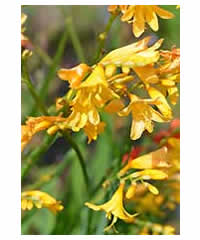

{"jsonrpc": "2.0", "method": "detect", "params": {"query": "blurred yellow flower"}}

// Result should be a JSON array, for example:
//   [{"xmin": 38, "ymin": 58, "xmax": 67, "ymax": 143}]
[
  {"xmin": 140, "ymin": 223, "xmax": 175, "ymax": 235},
  {"xmin": 134, "ymin": 192, "xmax": 165, "ymax": 217},
  {"xmin": 21, "ymin": 13, "xmax": 28, "ymax": 41},
  {"xmin": 85, "ymin": 182, "xmax": 138, "ymax": 232},
  {"xmin": 152, "ymin": 224, "xmax": 175, "ymax": 235},
  {"xmin": 21, "ymin": 191, "xmax": 64, "ymax": 214},
  {"xmin": 118, "ymin": 94, "xmax": 168, "ymax": 140},
  {"xmin": 21, "ymin": 12, "xmax": 32, "ymax": 58},
  {"xmin": 108, "ymin": 5, "xmax": 174, "ymax": 37},
  {"xmin": 21, "ymin": 116, "xmax": 66, "ymax": 151}
]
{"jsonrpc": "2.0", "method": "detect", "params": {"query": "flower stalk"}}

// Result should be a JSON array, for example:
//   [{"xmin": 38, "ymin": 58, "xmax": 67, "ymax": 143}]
[
  {"xmin": 22, "ymin": 60, "xmax": 49, "ymax": 116},
  {"xmin": 92, "ymin": 13, "xmax": 117, "ymax": 64},
  {"xmin": 62, "ymin": 130, "xmax": 90, "ymax": 195}
]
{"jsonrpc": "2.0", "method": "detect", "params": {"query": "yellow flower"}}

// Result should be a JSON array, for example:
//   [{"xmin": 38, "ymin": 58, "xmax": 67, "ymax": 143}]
[
  {"xmin": 118, "ymin": 94, "xmax": 168, "ymax": 140},
  {"xmin": 57, "ymin": 63, "xmax": 91, "ymax": 89},
  {"xmin": 64, "ymin": 64, "xmax": 118, "ymax": 140},
  {"xmin": 109, "ymin": 5, "xmax": 174, "ymax": 37},
  {"xmin": 21, "ymin": 191, "xmax": 64, "ymax": 214},
  {"xmin": 21, "ymin": 116, "xmax": 67, "ymax": 151},
  {"xmin": 85, "ymin": 182, "xmax": 138, "ymax": 232},
  {"xmin": 133, "ymin": 47, "xmax": 180, "ymax": 105},
  {"xmin": 100, "ymin": 37, "xmax": 163, "ymax": 68}
]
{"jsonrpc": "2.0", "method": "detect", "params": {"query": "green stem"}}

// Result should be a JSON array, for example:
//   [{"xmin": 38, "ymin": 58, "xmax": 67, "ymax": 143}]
[
  {"xmin": 92, "ymin": 14, "xmax": 117, "ymax": 64},
  {"xmin": 62, "ymin": 131, "xmax": 90, "ymax": 194},
  {"xmin": 22, "ymin": 61, "xmax": 48, "ymax": 116},
  {"xmin": 66, "ymin": 17, "xmax": 86, "ymax": 62},
  {"xmin": 28, "ymin": 19, "xmax": 68, "ymax": 117},
  {"xmin": 21, "ymin": 134, "xmax": 57, "ymax": 181},
  {"xmin": 33, "ymin": 43, "xmax": 53, "ymax": 66},
  {"xmin": 40, "ymin": 23, "xmax": 68, "ymax": 101}
]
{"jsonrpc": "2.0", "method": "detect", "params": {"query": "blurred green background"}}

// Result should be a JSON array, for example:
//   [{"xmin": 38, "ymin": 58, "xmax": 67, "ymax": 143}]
[{"xmin": 21, "ymin": 5, "xmax": 180, "ymax": 235}]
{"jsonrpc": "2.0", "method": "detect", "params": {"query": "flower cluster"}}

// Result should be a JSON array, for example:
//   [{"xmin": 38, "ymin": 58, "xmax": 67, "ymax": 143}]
[
  {"xmin": 85, "ymin": 146, "xmax": 170, "ymax": 231},
  {"xmin": 21, "ymin": 36, "xmax": 180, "ymax": 152}
]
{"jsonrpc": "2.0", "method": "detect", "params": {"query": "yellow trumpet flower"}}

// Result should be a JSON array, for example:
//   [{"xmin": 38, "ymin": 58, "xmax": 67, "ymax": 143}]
[{"xmin": 85, "ymin": 182, "xmax": 138, "ymax": 232}]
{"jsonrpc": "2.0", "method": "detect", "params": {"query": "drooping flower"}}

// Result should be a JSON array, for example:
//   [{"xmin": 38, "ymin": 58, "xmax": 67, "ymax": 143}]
[
  {"xmin": 108, "ymin": 5, "xmax": 174, "ymax": 37},
  {"xmin": 85, "ymin": 182, "xmax": 138, "ymax": 232},
  {"xmin": 118, "ymin": 94, "xmax": 169, "ymax": 140},
  {"xmin": 64, "ymin": 64, "xmax": 119, "ymax": 139},
  {"xmin": 21, "ymin": 190, "xmax": 64, "ymax": 214}
]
